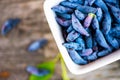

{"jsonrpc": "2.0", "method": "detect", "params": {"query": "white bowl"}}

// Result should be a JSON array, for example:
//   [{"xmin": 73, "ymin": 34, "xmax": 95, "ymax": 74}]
[{"xmin": 43, "ymin": 0, "xmax": 120, "ymax": 75}]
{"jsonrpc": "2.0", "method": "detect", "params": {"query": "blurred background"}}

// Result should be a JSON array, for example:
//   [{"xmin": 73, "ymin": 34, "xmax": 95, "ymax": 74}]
[{"xmin": 0, "ymin": 0, "xmax": 120, "ymax": 80}]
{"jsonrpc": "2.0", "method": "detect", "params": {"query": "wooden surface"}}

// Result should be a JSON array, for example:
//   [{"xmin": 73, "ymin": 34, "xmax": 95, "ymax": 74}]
[{"xmin": 0, "ymin": 0, "xmax": 120, "ymax": 80}]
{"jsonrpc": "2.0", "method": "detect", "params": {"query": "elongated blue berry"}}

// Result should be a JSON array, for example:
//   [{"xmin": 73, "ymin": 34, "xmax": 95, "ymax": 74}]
[
  {"xmin": 104, "ymin": 0, "xmax": 117, "ymax": 4},
  {"xmin": 87, "ymin": 52, "xmax": 97, "ymax": 61},
  {"xmin": 51, "ymin": 5, "xmax": 73, "ymax": 14},
  {"xmin": 98, "ymin": 49, "xmax": 111, "ymax": 57},
  {"xmin": 66, "ymin": 30, "xmax": 80, "ymax": 42},
  {"xmin": 67, "ymin": 49, "xmax": 88, "ymax": 65},
  {"xmin": 84, "ymin": 13, "xmax": 95, "ymax": 28},
  {"xmin": 107, "ymin": 3, "xmax": 120, "ymax": 23},
  {"xmin": 56, "ymin": 12, "xmax": 71, "ymax": 20},
  {"xmin": 95, "ymin": 29, "xmax": 110, "ymax": 49},
  {"xmin": 67, "ymin": 25, "xmax": 73, "ymax": 33},
  {"xmin": 80, "ymin": 48, "xmax": 93, "ymax": 56},
  {"xmin": 77, "ymin": 5, "xmax": 97, "ymax": 13},
  {"xmin": 105, "ymin": 34, "xmax": 119, "ymax": 49},
  {"xmin": 85, "ymin": 28, "xmax": 93, "ymax": 48},
  {"xmin": 28, "ymin": 38, "xmax": 48, "ymax": 52},
  {"xmin": 60, "ymin": 1, "xmax": 79, "ymax": 9},
  {"xmin": 96, "ymin": 8, "xmax": 103, "ymax": 22},
  {"xmin": 68, "ymin": 0, "xmax": 84, "ymax": 4},
  {"xmin": 26, "ymin": 66, "xmax": 49, "ymax": 76},
  {"xmin": 1, "ymin": 18, "xmax": 21, "ymax": 36},
  {"xmin": 75, "ymin": 37, "xmax": 85, "ymax": 49},
  {"xmin": 63, "ymin": 42, "xmax": 82, "ymax": 50},
  {"xmin": 75, "ymin": 10, "xmax": 86, "ymax": 21},
  {"xmin": 94, "ymin": 0, "xmax": 111, "ymax": 34},
  {"xmin": 94, "ymin": 0, "xmax": 108, "ymax": 12},
  {"xmin": 102, "ymin": 13, "xmax": 111, "ymax": 34},
  {"xmin": 72, "ymin": 14, "xmax": 89, "ymax": 36},
  {"xmin": 55, "ymin": 17, "xmax": 71, "ymax": 27},
  {"xmin": 92, "ymin": 16, "xmax": 100, "ymax": 30}
]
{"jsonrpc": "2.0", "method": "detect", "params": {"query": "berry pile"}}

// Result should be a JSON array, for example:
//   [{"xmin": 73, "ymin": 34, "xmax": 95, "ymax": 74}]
[{"xmin": 52, "ymin": 0, "xmax": 120, "ymax": 65}]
